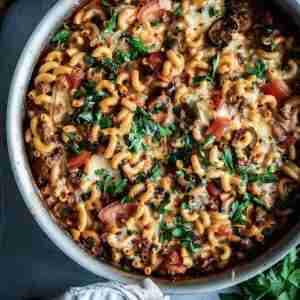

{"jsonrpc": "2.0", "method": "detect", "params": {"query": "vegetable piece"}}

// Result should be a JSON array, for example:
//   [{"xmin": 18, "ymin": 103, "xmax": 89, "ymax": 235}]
[
  {"xmin": 220, "ymin": 247, "xmax": 300, "ymax": 300},
  {"xmin": 99, "ymin": 202, "xmax": 138, "ymax": 227},
  {"xmin": 164, "ymin": 250, "xmax": 188, "ymax": 274},
  {"xmin": 207, "ymin": 182, "xmax": 221, "ymax": 197},
  {"xmin": 261, "ymin": 80, "xmax": 291, "ymax": 104},
  {"xmin": 211, "ymin": 92, "xmax": 224, "ymax": 109},
  {"xmin": 51, "ymin": 29, "xmax": 70, "ymax": 44},
  {"xmin": 193, "ymin": 54, "xmax": 220, "ymax": 84},
  {"xmin": 246, "ymin": 60, "xmax": 267, "ymax": 79},
  {"xmin": 67, "ymin": 150, "xmax": 91, "ymax": 170},
  {"xmin": 206, "ymin": 117, "xmax": 231, "ymax": 140},
  {"xmin": 208, "ymin": 6, "xmax": 220, "ymax": 17},
  {"xmin": 103, "ymin": 11, "xmax": 118, "ymax": 34},
  {"xmin": 147, "ymin": 51, "xmax": 164, "ymax": 71},
  {"xmin": 149, "ymin": 161, "xmax": 161, "ymax": 181},
  {"xmin": 127, "ymin": 36, "xmax": 150, "ymax": 55},
  {"xmin": 223, "ymin": 147, "xmax": 235, "ymax": 174},
  {"xmin": 137, "ymin": 0, "xmax": 161, "ymax": 23},
  {"xmin": 173, "ymin": 2, "xmax": 182, "ymax": 17},
  {"xmin": 67, "ymin": 69, "xmax": 85, "ymax": 90},
  {"xmin": 279, "ymin": 135, "xmax": 296, "ymax": 149},
  {"xmin": 95, "ymin": 168, "xmax": 127, "ymax": 195}
]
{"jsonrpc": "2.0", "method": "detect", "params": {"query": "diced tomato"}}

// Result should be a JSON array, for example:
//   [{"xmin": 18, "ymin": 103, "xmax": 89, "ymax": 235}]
[
  {"xmin": 67, "ymin": 69, "xmax": 85, "ymax": 90},
  {"xmin": 216, "ymin": 225, "xmax": 232, "ymax": 236},
  {"xmin": 279, "ymin": 134, "xmax": 296, "ymax": 149},
  {"xmin": 211, "ymin": 92, "xmax": 224, "ymax": 110},
  {"xmin": 99, "ymin": 202, "xmax": 138, "ymax": 227},
  {"xmin": 147, "ymin": 52, "xmax": 164, "ymax": 71},
  {"xmin": 261, "ymin": 80, "xmax": 291, "ymax": 105},
  {"xmin": 164, "ymin": 250, "xmax": 187, "ymax": 274},
  {"xmin": 168, "ymin": 250, "xmax": 181, "ymax": 265},
  {"xmin": 137, "ymin": 0, "xmax": 161, "ymax": 22},
  {"xmin": 207, "ymin": 182, "xmax": 221, "ymax": 197},
  {"xmin": 206, "ymin": 117, "xmax": 231, "ymax": 140},
  {"xmin": 67, "ymin": 151, "xmax": 91, "ymax": 170}
]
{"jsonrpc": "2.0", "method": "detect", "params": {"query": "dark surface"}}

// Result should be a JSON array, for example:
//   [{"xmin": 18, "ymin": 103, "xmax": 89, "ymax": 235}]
[{"xmin": 0, "ymin": 1, "xmax": 101, "ymax": 299}]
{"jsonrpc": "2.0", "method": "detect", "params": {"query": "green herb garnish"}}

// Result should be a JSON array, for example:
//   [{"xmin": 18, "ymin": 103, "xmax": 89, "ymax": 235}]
[
  {"xmin": 103, "ymin": 11, "xmax": 118, "ymax": 34},
  {"xmin": 223, "ymin": 147, "xmax": 235, "ymax": 174},
  {"xmin": 151, "ymin": 20, "xmax": 161, "ymax": 27},
  {"xmin": 73, "ymin": 81, "xmax": 108, "ymax": 125},
  {"xmin": 174, "ymin": 3, "xmax": 182, "ymax": 17},
  {"xmin": 127, "ymin": 36, "xmax": 150, "ymax": 56},
  {"xmin": 51, "ymin": 29, "xmax": 70, "ymax": 44},
  {"xmin": 193, "ymin": 54, "xmax": 220, "ymax": 84},
  {"xmin": 95, "ymin": 112, "xmax": 112, "ymax": 129},
  {"xmin": 159, "ymin": 217, "xmax": 200, "ymax": 253},
  {"xmin": 127, "ymin": 108, "xmax": 175, "ymax": 152},
  {"xmin": 158, "ymin": 193, "xmax": 171, "ymax": 214},
  {"xmin": 208, "ymin": 6, "xmax": 220, "ymax": 17},
  {"xmin": 231, "ymin": 192, "xmax": 268, "ymax": 224},
  {"xmin": 120, "ymin": 196, "xmax": 135, "ymax": 204},
  {"xmin": 246, "ymin": 59, "xmax": 267, "ymax": 79},
  {"xmin": 220, "ymin": 248, "xmax": 300, "ymax": 300},
  {"xmin": 238, "ymin": 164, "xmax": 278, "ymax": 184},
  {"xmin": 95, "ymin": 169, "xmax": 127, "ymax": 196},
  {"xmin": 149, "ymin": 161, "xmax": 162, "ymax": 181}
]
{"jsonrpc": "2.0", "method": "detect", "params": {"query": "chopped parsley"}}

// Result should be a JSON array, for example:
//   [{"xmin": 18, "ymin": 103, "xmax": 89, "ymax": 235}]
[
  {"xmin": 148, "ymin": 161, "xmax": 162, "ymax": 181},
  {"xmin": 101, "ymin": 58, "xmax": 119, "ymax": 80},
  {"xmin": 51, "ymin": 29, "xmax": 70, "ymax": 44},
  {"xmin": 95, "ymin": 169, "xmax": 127, "ymax": 196},
  {"xmin": 127, "ymin": 36, "xmax": 150, "ymax": 56},
  {"xmin": 65, "ymin": 132, "xmax": 85, "ymax": 154},
  {"xmin": 157, "ymin": 193, "xmax": 171, "ymax": 214},
  {"xmin": 231, "ymin": 198, "xmax": 251, "ymax": 224},
  {"xmin": 120, "ymin": 196, "xmax": 135, "ymax": 204},
  {"xmin": 231, "ymin": 192, "xmax": 268, "ymax": 224},
  {"xmin": 127, "ymin": 108, "xmax": 175, "ymax": 152},
  {"xmin": 103, "ymin": 11, "xmax": 118, "ymax": 34},
  {"xmin": 94, "ymin": 112, "xmax": 113, "ymax": 129},
  {"xmin": 160, "ymin": 217, "xmax": 200, "ymax": 253},
  {"xmin": 220, "ymin": 248, "xmax": 300, "ymax": 300},
  {"xmin": 151, "ymin": 20, "xmax": 161, "ymax": 27},
  {"xmin": 173, "ymin": 3, "xmax": 182, "ymax": 17},
  {"xmin": 223, "ymin": 147, "xmax": 235, "ymax": 174},
  {"xmin": 208, "ymin": 6, "xmax": 220, "ymax": 17},
  {"xmin": 246, "ymin": 59, "xmax": 267, "ymax": 79},
  {"xmin": 238, "ymin": 164, "xmax": 278, "ymax": 184},
  {"xmin": 115, "ymin": 50, "xmax": 133, "ymax": 65},
  {"xmin": 193, "ymin": 54, "xmax": 220, "ymax": 84},
  {"xmin": 72, "ymin": 81, "xmax": 112, "ymax": 126}
]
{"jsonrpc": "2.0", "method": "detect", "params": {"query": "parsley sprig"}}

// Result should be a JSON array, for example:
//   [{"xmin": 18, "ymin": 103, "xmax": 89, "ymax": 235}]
[
  {"xmin": 51, "ymin": 29, "xmax": 70, "ymax": 44},
  {"xmin": 72, "ymin": 81, "xmax": 112, "ymax": 128},
  {"xmin": 95, "ymin": 169, "xmax": 127, "ymax": 196},
  {"xmin": 160, "ymin": 216, "xmax": 201, "ymax": 253},
  {"xmin": 238, "ymin": 164, "xmax": 278, "ymax": 185},
  {"xmin": 127, "ymin": 108, "xmax": 175, "ymax": 152},
  {"xmin": 220, "ymin": 247, "xmax": 300, "ymax": 300},
  {"xmin": 231, "ymin": 192, "xmax": 268, "ymax": 224},
  {"xmin": 193, "ymin": 54, "xmax": 220, "ymax": 85},
  {"xmin": 246, "ymin": 59, "xmax": 267, "ymax": 79}
]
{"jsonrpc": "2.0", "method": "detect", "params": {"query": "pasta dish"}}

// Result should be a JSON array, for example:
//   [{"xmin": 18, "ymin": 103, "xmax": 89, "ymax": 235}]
[{"xmin": 24, "ymin": 0, "xmax": 300, "ymax": 278}]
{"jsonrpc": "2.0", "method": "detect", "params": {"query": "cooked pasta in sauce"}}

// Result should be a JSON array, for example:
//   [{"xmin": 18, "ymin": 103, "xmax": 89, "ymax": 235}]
[{"xmin": 24, "ymin": 0, "xmax": 300, "ymax": 278}]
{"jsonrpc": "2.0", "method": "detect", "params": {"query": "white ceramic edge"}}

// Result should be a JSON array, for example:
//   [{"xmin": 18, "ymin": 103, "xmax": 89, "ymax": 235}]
[{"xmin": 6, "ymin": 0, "xmax": 300, "ymax": 294}]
